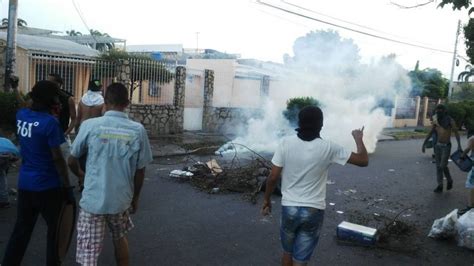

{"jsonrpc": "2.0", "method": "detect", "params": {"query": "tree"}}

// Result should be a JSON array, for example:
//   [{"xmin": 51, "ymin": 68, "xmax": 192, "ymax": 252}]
[
  {"xmin": 1, "ymin": 18, "xmax": 27, "ymax": 27},
  {"xmin": 89, "ymin": 29, "xmax": 114, "ymax": 52},
  {"xmin": 408, "ymin": 61, "xmax": 449, "ymax": 98},
  {"xmin": 98, "ymin": 49, "xmax": 174, "ymax": 99},
  {"xmin": 436, "ymin": 1, "xmax": 474, "ymax": 63},
  {"xmin": 66, "ymin": 29, "xmax": 82, "ymax": 36},
  {"xmin": 284, "ymin": 30, "xmax": 360, "ymax": 75},
  {"xmin": 457, "ymin": 64, "xmax": 474, "ymax": 81}
]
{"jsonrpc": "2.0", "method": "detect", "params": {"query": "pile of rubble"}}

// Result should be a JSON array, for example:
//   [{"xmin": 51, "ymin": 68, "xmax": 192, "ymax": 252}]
[{"xmin": 169, "ymin": 158, "xmax": 277, "ymax": 203}]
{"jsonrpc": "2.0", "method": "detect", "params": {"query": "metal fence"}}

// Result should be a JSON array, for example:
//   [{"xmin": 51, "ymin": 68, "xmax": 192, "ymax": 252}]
[
  {"xmin": 17, "ymin": 53, "xmax": 175, "ymax": 105},
  {"xmin": 395, "ymin": 97, "xmax": 417, "ymax": 119},
  {"xmin": 128, "ymin": 58, "xmax": 175, "ymax": 105}
]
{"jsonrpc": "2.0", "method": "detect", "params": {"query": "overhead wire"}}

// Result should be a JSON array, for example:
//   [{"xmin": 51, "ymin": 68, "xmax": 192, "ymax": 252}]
[
  {"xmin": 71, "ymin": 0, "xmax": 99, "ymax": 44},
  {"xmin": 255, "ymin": 0, "xmax": 454, "ymax": 55}
]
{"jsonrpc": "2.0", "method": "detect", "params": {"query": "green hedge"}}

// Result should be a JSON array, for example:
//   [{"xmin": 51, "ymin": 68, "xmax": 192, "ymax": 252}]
[
  {"xmin": 447, "ymin": 101, "xmax": 474, "ymax": 130},
  {"xmin": 283, "ymin": 97, "xmax": 320, "ymax": 126}
]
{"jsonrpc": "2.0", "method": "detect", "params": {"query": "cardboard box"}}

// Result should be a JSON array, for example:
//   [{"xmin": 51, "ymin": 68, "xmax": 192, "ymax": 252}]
[{"xmin": 337, "ymin": 221, "xmax": 377, "ymax": 245}]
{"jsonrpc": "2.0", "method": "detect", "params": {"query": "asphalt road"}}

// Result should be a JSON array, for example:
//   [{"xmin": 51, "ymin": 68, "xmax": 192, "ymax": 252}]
[{"xmin": 1, "ymin": 138, "xmax": 474, "ymax": 265}]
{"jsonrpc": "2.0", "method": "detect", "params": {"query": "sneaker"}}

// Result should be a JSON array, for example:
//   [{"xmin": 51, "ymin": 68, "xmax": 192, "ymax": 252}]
[
  {"xmin": 447, "ymin": 181, "xmax": 453, "ymax": 190},
  {"xmin": 458, "ymin": 207, "xmax": 472, "ymax": 216},
  {"xmin": 433, "ymin": 185, "xmax": 443, "ymax": 193},
  {"xmin": 0, "ymin": 202, "xmax": 10, "ymax": 209}
]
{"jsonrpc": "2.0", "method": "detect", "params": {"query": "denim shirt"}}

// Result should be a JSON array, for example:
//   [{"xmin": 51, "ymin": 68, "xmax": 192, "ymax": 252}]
[{"xmin": 71, "ymin": 111, "xmax": 153, "ymax": 214}]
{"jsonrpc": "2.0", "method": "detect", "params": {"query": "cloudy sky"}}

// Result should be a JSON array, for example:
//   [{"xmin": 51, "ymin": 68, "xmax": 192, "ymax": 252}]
[{"xmin": 1, "ymin": 0, "xmax": 468, "ymax": 77}]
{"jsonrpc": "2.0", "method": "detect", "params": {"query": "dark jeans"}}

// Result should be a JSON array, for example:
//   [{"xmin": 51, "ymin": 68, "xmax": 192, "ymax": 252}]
[
  {"xmin": 434, "ymin": 143, "xmax": 453, "ymax": 186},
  {"xmin": 2, "ymin": 188, "xmax": 62, "ymax": 266}
]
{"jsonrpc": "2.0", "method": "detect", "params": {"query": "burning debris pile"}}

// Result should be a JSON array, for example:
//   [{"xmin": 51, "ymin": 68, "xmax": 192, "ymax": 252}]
[{"xmin": 169, "ymin": 156, "xmax": 275, "ymax": 204}]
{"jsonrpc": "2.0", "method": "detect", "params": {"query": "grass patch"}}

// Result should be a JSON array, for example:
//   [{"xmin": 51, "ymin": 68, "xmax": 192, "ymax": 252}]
[{"xmin": 388, "ymin": 131, "xmax": 428, "ymax": 140}]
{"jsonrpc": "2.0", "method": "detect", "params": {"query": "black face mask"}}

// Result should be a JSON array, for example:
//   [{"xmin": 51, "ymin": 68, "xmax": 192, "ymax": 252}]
[{"xmin": 436, "ymin": 111, "xmax": 451, "ymax": 129}]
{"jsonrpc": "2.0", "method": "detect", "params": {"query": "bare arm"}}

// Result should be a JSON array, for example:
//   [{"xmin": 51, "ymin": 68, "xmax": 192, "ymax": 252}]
[
  {"xmin": 64, "ymin": 97, "xmax": 76, "ymax": 135},
  {"xmin": 51, "ymin": 147, "xmax": 70, "ymax": 187},
  {"xmin": 131, "ymin": 168, "xmax": 146, "ymax": 213},
  {"xmin": 422, "ymin": 127, "xmax": 435, "ymax": 153},
  {"xmin": 101, "ymin": 104, "xmax": 106, "ymax": 115},
  {"xmin": 261, "ymin": 165, "xmax": 282, "ymax": 215},
  {"xmin": 75, "ymin": 103, "xmax": 82, "ymax": 133},
  {"xmin": 67, "ymin": 156, "xmax": 85, "ymax": 189},
  {"xmin": 347, "ymin": 127, "xmax": 368, "ymax": 167},
  {"xmin": 10, "ymin": 76, "xmax": 29, "ymax": 108}
]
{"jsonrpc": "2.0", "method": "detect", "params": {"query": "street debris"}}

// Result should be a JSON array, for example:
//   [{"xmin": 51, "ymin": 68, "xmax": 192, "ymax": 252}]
[
  {"xmin": 339, "ymin": 209, "xmax": 421, "ymax": 255},
  {"xmin": 388, "ymin": 169, "xmax": 395, "ymax": 172},
  {"xmin": 168, "ymin": 151, "xmax": 274, "ymax": 203},
  {"xmin": 456, "ymin": 209, "xmax": 474, "ymax": 250},
  {"xmin": 327, "ymin": 180, "xmax": 336, "ymax": 185},
  {"xmin": 329, "ymin": 202, "xmax": 336, "ymax": 206},
  {"xmin": 337, "ymin": 221, "xmax": 377, "ymax": 246},
  {"xmin": 169, "ymin": 170, "xmax": 194, "ymax": 179},
  {"xmin": 429, "ymin": 209, "xmax": 474, "ymax": 250},
  {"xmin": 337, "ymin": 211, "xmax": 344, "ymax": 214}
]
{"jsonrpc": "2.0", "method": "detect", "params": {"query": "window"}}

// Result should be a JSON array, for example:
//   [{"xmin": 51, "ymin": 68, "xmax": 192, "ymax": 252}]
[{"xmin": 148, "ymin": 80, "xmax": 161, "ymax": 97}]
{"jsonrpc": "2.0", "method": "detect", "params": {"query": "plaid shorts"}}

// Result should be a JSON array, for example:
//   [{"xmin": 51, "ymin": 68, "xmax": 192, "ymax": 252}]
[{"xmin": 76, "ymin": 208, "xmax": 134, "ymax": 265}]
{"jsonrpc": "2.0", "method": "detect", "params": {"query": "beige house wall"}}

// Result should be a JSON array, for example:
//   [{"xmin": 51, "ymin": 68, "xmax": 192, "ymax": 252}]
[
  {"xmin": 186, "ymin": 59, "xmax": 236, "ymax": 107},
  {"xmin": 231, "ymin": 78, "xmax": 261, "ymax": 108}
]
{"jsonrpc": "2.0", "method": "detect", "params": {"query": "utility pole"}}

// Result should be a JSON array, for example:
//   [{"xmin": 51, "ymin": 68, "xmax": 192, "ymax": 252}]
[
  {"xmin": 196, "ymin": 32, "xmax": 199, "ymax": 55},
  {"xmin": 4, "ymin": 0, "xmax": 18, "ymax": 92},
  {"xmin": 448, "ymin": 20, "xmax": 461, "ymax": 99}
]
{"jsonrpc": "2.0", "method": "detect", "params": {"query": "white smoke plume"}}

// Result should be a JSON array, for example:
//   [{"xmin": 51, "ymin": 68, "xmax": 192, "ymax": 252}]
[{"xmin": 218, "ymin": 30, "xmax": 411, "ymax": 155}]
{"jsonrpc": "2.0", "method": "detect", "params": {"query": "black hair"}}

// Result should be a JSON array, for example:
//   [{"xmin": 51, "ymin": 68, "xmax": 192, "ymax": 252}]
[
  {"xmin": 48, "ymin": 73, "xmax": 64, "ymax": 86},
  {"xmin": 88, "ymin": 79, "xmax": 102, "ymax": 92},
  {"xmin": 296, "ymin": 106, "xmax": 323, "ymax": 141},
  {"xmin": 105, "ymin": 83, "xmax": 129, "ymax": 106},
  {"xmin": 30, "ymin": 80, "xmax": 60, "ymax": 111},
  {"xmin": 435, "ymin": 104, "xmax": 447, "ymax": 111}
]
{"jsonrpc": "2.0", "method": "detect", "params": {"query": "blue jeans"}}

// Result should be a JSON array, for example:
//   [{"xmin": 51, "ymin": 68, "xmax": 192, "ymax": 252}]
[{"xmin": 280, "ymin": 206, "xmax": 325, "ymax": 263}]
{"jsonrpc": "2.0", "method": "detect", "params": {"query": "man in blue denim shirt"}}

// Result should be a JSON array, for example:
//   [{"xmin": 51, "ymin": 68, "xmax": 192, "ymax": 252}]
[{"xmin": 68, "ymin": 83, "xmax": 153, "ymax": 266}]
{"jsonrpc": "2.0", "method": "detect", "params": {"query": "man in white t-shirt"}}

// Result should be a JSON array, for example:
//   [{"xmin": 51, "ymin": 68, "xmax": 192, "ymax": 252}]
[{"xmin": 261, "ymin": 106, "xmax": 368, "ymax": 266}]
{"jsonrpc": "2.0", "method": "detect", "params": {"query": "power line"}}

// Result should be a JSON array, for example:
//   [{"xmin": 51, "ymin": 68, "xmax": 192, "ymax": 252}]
[
  {"xmin": 281, "ymin": 0, "xmax": 435, "ymax": 48},
  {"xmin": 282, "ymin": 0, "xmax": 397, "ymax": 37},
  {"xmin": 71, "ymin": 0, "xmax": 98, "ymax": 43},
  {"xmin": 256, "ymin": 0, "xmax": 453, "ymax": 54}
]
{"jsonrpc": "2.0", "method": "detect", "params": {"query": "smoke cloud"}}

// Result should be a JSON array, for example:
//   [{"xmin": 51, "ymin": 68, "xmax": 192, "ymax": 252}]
[{"xmin": 219, "ymin": 30, "xmax": 411, "ymax": 155}]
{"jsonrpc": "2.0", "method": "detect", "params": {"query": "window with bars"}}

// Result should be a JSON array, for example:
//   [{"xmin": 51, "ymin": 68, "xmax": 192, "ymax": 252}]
[
  {"xmin": 34, "ymin": 62, "xmax": 75, "ymax": 95},
  {"xmin": 148, "ymin": 80, "xmax": 161, "ymax": 97}
]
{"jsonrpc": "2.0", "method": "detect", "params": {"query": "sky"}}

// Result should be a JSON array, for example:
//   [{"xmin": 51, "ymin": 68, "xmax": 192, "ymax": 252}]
[{"xmin": 0, "ymin": 0, "xmax": 469, "ymax": 77}]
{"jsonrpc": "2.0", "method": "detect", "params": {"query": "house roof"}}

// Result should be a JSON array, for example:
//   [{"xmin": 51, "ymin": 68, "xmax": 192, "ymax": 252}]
[
  {"xmin": 0, "ymin": 26, "xmax": 61, "ymax": 36},
  {"xmin": 0, "ymin": 32, "xmax": 99, "ymax": 57},
  {"xmin": 127, "ymin": 44, "xmax": 183, "ymax": 53},
  {"xmin": 55, "ymin": 35, "xmax": 126, "ymax": 45}
]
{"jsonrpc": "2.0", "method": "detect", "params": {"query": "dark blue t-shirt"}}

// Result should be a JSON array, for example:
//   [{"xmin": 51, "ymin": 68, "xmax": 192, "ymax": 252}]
[{"xmin": 16, "ymin": 108, "xmax": 65, "ymax": 191}]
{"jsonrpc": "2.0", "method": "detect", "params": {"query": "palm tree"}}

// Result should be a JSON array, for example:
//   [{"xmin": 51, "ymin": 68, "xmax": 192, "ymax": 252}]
[
  {"xmin": 1, "ymin": 18, "xmax": 27, "ymax": 27},
  {"xmin": 89, "ymin": 29, "xmax": 114, "ymax": 52},
  {"xmin": 458, "ymin": 65, "xmax": 474, "ymax": 82},
  {"xmin": 66, "ymin": 29, "xmax": 82, "ymax": 36}
]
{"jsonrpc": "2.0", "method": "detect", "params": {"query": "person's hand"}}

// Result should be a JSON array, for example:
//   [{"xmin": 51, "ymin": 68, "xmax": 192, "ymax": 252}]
[
  {"xmin": 261, "ymin": 199, "xmax": 272, "ymax": 216},
  {"xmin": 351, "ymin": 126, "xmax": 364, "ymax": 141},
  {"xmin": 62, "ymin": 186, "xmax": 76, "ymax": 204},
  {"xmin": 9, "ymin": 75, "xmax": 19, "ymax": 90},
  {"xmin": 130, "ymin": 198, "xmax": 138, "ymax": 214}
]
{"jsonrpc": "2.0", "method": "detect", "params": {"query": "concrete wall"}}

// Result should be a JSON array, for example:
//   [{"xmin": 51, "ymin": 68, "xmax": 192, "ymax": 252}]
[{"xmin": 128, "ymin": 104, "xmax": 182, "ymax": 135}]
